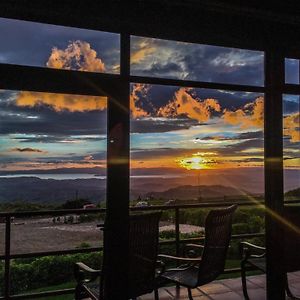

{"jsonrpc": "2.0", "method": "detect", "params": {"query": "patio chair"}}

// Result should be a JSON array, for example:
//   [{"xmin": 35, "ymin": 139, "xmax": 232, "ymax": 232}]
[
  {"xmin": 240, "ymin": 207, "xmax": 300, "ymax": 300},
  {"xmin": 74, "ymin": 212, "xmax": 162, "ymax": 300},
  {"xmin": 158, "ymin": 205, "xmax": 237, "ymax": 300}
]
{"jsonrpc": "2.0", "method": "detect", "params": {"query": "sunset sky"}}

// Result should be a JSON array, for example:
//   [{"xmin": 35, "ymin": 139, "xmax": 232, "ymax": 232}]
[{"xmin": 0, "ymin": 17, "xmax": 299, "ymax": 191}]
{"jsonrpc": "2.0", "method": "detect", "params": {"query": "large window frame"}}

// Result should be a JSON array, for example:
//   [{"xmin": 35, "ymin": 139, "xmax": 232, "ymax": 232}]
[{"xmin": 0, "ymin": 14, "xmax": 298, "ymax": 300}]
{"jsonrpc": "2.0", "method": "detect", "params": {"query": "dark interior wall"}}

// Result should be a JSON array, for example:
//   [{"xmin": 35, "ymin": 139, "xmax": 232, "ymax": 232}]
[{"xmin": 0, "ymin": 0, "xmax": 300, "ymax": 52}]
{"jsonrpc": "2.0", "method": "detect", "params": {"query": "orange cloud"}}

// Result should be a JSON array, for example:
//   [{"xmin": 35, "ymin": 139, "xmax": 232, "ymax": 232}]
[
  {"xmin": 130, "ymin": 84, "xmax": 150, "ymax": 118},
  {"xmin": 284, "ymin": 112, "xmax": 300, "ymax": 142},
  {"xmin": 15, "ymin": 91, "xmax": 107, "ymax": 112},
  {"xmin": 131, "ymin": 40, "xmax": 156, "ymax": 64},
  {"xmin": 157, "ymin": 88, "xmax": 221, "ymax": 122},
  {"xmin": 47, "ymin": 40, "xmax": 105, "ymax": 72},
  {"xmin": 223, "ymin": 96, "xmax": 264, "ymax": 129}
]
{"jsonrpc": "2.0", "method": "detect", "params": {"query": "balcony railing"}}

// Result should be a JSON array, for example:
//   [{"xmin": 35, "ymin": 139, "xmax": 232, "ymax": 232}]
[{"xmin": 0, "ymin": 199, "xmax": 299, "ymax": 299}]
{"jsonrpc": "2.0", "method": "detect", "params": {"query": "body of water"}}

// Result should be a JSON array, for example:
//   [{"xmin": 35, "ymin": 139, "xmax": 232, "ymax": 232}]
[{"xmin": 0, "ymin": 173, "xmax": 184, "ymax": 180}]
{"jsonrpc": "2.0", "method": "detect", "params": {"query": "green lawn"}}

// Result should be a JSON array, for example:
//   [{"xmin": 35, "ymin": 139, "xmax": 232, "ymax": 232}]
[{"xmin": 20, "ymin": 282, "xmax": 75, "ymax": 300}]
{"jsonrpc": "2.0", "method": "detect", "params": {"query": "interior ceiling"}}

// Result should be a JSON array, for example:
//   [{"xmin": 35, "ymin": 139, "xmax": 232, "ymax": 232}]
[{"xmin": 0, "ymin": 0, "xmax": 300, "ymax": 51}]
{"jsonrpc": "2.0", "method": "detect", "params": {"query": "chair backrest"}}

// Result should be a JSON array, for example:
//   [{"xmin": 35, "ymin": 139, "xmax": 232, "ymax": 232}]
[
  {"xmin": 283, "ymin": 207, "xmax": 300, "ymax": 272},
  {"xmin": 197, "ymin": 205, "xmax": 237, "ymax": 285},
  {"xmin": 127, "ymin": 212, "xmax": 161, "ymax": 299}
]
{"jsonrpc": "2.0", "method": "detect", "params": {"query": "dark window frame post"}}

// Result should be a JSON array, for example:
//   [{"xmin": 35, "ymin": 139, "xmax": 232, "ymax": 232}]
[
  {"xmin": 264, "ymin": 49, "xmax": 285, "ymax": 300},
  {"xmin": 103, "ymin": 33, "xmax": 130, "ymax": 299}
]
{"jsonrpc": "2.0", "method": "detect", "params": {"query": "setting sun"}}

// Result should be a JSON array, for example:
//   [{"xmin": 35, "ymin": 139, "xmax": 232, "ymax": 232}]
[{"xmin": 178, "ymin": 156, "xmax": 210, "ymax": 170}]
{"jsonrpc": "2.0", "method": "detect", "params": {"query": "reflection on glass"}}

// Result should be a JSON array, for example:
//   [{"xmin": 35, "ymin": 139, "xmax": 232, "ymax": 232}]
[
  {"xmin": 0, "ymin": 90, "xmax": 107, "ymax": 204},
  {"xmin": 285, "ymin": 58, "xmax": 299, "ymax": 84},
  {"xmin": 130, "ymin": 83, "xmax": 264, "ymax": 204},
  {"xmin": 0, "ymin": 17, "xmax": 120, "ymax": 73},
  {"xmin": 283, "ymin": 94, "xmax": 300, "ymax": 201},
  {"xmin": 131, "ymin": 36, "xmax": 264, "ymax": 86}
]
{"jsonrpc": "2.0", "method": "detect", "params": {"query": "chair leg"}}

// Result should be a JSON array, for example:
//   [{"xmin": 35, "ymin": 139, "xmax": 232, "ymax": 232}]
[
  {"xmin": 188, "ymin": 288, "xmax": 193, "ymax": 300},
  {"xmin": 241, "ymin": 261, "xmax": 250, "ymax": 300},
  {"xmin": 75, "ymin": 282, "xmax": 84, "ymax": 300},
  {"xmin": 154, "ymin": 288, "xmax": 159, "ymax": 300},
  {"xmin": 285, "ymin": 273, "xmax": 300, "ymax": 300}
]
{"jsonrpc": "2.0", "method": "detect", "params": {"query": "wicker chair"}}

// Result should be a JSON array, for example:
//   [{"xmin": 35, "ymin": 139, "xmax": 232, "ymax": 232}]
[
  {"xmin": 158, "ymin": 205, "xmax": 237, "ymax": 300},
  {"xmin": 240, "ymin": 206, "xmax": 300, "ymax": 300},
  {"xmin": 74, "ymin": 212, "xmax": 162, "ymax": 300}
]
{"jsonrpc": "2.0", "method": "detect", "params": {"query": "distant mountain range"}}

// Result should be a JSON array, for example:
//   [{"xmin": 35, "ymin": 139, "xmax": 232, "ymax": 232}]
[
  {"xmin": 144, "ymin": 185, "xmax": 250, "ymax": 200},
  {"xmin": 0, "ymin": 176, "xmax": 298, "ymax": 204},
  {"xmin": 0, "ymin": 177, "xmax": 106, "ymax": 203},
  {"xmin": 0, "ymin": 177, "xmax": 253, "ymax": 204},
  {"xmin": 285, "ymin": 187, "xmax": 300, "ymax": 198}
]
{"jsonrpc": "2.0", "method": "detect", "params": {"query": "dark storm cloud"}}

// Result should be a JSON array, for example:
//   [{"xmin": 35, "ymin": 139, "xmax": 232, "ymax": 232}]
[
  {"xmin": 283, "ymin": 99, "xmax": 300, "ymax": 114},
  {"xmin": 140, "ymin": 62, "xmax": 184, "ymax": 77},
  {"xmin": 13, "ymin": 135, "xmax": 106, "ymax": 144},
  {"xmin": 130, "ymin": 118, "xmax": 199, "ymax": 133},
  {"xmin": 222, "ymin": 138, "xmax": 264, "ymax": 155},
  {"xmin": 285, "ymin": 59, "xmax": 299, "ymax": 84},
  {"xmin": 198, "ymin": 131, "xmax": 263, "ymax": 142},
  {"xmin": 130, "ymin": 148, "xmax": 195, "ymax": 160},
  {"xmin": 283, "ymin": 136, "xmax": 300, "ymax": 148},
  {"xmin": 284, "ymin": 156, "xmax": 300, "ymax": 161},
  {"xmin": 0, "ymin": 17, "xmax": 120, "ymax": 71},
  {"xmin": 39, "ymin": 153, "xmax": 106, "ymax": 164},
  {"xmin": 181, "ymin": 45, "xmax": 263, "ymax": 86},
  {"xmin": 236, "ymin": 131, "xmax": 263, "ymax": 140},
  {"xmin": 132, "ymin": 83, "xmax": 263, "ymax": 112},
  {"xmin": 0, "ymin": 100, "xmax": 107, "ymax": 137},
  {"xmin": 131, "ymin": 37, "xmax": 264, "ymax": 87},
  {"xmin": 10, "ymin": 147, "xmax": 45, "ymax": 153},
  {"xmin": 130, "ymin": 139, "xmax": 264, "ymax": 161}
]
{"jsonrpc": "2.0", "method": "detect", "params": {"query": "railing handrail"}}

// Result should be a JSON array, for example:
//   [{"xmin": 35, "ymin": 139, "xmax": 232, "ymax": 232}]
[
  {"xmin": 1, "ymin": 198, "xmax": 299, "ymax": 217},
  {"xmin": 1, "ymin": 199, "xmax": 299, "ymax": 299}
]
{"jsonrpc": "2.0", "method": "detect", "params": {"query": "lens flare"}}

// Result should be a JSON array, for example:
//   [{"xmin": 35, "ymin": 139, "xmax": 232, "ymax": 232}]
[{"xmin": 178, "ymin": 156, "xmax": 210, "ymax": 170}]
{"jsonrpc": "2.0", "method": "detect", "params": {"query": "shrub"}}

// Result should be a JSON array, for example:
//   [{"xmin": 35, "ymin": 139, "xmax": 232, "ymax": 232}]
[
  {"xmin": 76, "ymin": 242, "xmax": 91, "ymax": 248},
  {"xmin": 159, "ymin": 230, "xmax": 175, "ymax": 240},
  {"xmin": 0, "ymin": 252, "xmax": 103, "ymax": 295}
]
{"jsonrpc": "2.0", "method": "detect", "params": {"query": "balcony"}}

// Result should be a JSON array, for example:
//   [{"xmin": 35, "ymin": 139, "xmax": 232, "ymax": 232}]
[{"xmin": 0, "ymin": 200, "xmax": 299, "ymax": 299}]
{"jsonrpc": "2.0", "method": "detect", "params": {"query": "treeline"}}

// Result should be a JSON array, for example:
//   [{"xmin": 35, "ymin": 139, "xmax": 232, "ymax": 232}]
[
  {"xmin": 0, "ymin": 199, "xmax": 101, "ymax": 212},
  {"xmin": 161, "ymin": 206, "xmax": 265, "ymax": 232}
]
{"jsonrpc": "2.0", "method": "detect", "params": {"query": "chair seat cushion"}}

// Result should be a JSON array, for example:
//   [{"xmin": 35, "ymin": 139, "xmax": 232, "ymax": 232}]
[
  {"xmin": 247, "ymin": 257, "xmax": 266, "ymax": 272},
  {"xmin": 161, "ymin": 266, "xmax": 199, "ymax": 288}
]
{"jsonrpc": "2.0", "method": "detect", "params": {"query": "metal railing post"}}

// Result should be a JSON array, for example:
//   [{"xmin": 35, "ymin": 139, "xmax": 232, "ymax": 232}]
[
  {"xmin": 175, "ymin": 208, "xmax": 180, "ymax": 257},
  {"xmin": 4, "ymin": 215, "xmax": 11, "ymax": 299},
  {"xmin": 175, "ymin": 208, "xmax": 180, "ymax": 291}
]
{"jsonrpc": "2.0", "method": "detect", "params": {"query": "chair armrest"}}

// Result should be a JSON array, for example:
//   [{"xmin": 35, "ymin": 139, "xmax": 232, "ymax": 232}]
[
  {"xmin": 186, "ymin": 243, "xmax": 204, "ymax": 249},
  {"xmin": 74, "ymin": 262, "xmax": 101, "ymax": 284},
  {"xmin": 158, "ymin": 254, "xmax": 202, "ymax": 263},
  {"xmin": 76, "ymin": 262, "xmax": 101, "ymax": 274},
  {"xmin": 239, "ymin": 242, "xmax": 266, "ymax": 260}
]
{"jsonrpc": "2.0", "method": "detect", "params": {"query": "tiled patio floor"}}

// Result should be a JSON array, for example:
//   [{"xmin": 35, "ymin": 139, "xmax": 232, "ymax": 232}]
[{"xmin": 139, "ymin": 271, "xmax": 300, "ymax": 300}]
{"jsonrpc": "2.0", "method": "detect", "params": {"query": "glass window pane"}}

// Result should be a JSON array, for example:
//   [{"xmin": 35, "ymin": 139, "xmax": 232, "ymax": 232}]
[
  {"xmin": 131, "ymin": 36, "xmax": 264, "ymax": 86},
  {"xmin": 130, "ymin": 83, "xmax": 264, "ymax": 204},
  {"xmin": 283, "ymin": 94, "xmax": 300, "ymax": 202},
  {"xmin": 0, "ymin": 90, "xmax": 107, "ymax": 206},
  {"xmin": 0, "ymin": 17, "xmax": 120, "ymax": 73},
  {"xmin": 285, "ymin": 58, "xmax": 299, "ymax": 84}
]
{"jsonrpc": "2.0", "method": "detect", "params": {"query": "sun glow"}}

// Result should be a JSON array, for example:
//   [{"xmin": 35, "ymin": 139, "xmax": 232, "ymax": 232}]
[{"xmin": 178, "ymin": 155, "xmax": 213, "ymax": 170}]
